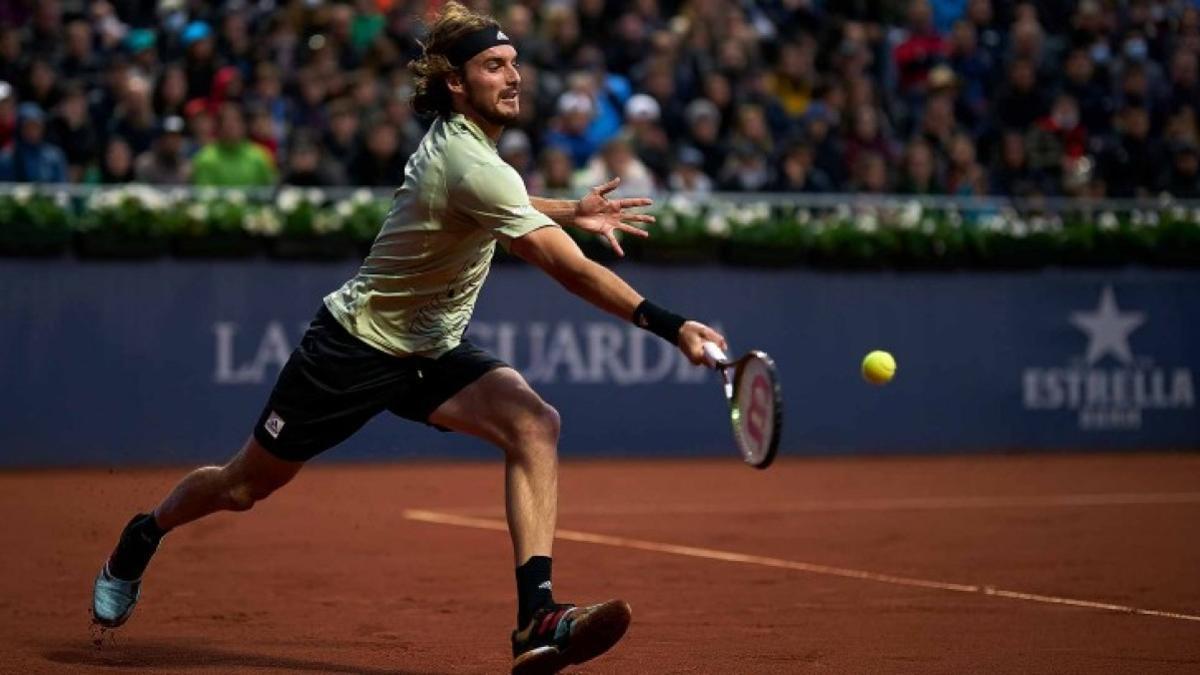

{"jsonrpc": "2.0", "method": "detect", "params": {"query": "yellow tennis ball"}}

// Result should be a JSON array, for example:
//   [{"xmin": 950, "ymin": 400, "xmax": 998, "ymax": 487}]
[{"xmin": 861, "ymin": 350, "xmax": 896, "ymax": 385}]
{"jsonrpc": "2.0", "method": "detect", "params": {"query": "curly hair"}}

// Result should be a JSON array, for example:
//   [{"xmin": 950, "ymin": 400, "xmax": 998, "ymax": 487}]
[{"xmin": 409, "ymin": 1, "xmax": 501, "ymax": 119}]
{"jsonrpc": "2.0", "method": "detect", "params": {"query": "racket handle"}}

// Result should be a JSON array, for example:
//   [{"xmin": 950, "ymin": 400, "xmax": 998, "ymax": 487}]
[{"xmin": 702, "ymin": 341, "xmax": 728, "ymax": 367}]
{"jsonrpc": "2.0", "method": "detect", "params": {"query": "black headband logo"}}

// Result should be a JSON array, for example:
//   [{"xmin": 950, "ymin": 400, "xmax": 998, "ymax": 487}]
[{"xmin": 445, "ymin": 25, "xmax": 513, "ymax": 67}]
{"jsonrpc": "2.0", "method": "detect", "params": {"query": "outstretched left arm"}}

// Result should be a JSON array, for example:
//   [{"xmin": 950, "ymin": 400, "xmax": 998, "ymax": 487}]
[{"xmin": 529, "ymin": 177, "xmax": 653, "ymax": 257}]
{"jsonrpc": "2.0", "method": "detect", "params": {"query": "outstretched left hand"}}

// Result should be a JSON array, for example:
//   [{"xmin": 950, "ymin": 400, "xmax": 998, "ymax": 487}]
[{"xmin": 573, "ymin": 177, "xmax": 654, "ymax": 257}]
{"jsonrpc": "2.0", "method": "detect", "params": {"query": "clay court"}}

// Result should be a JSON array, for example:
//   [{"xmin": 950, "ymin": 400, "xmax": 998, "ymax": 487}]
[{"xmin": 3, "ymin": 452, "xmax": 1199, "ymax": 674}]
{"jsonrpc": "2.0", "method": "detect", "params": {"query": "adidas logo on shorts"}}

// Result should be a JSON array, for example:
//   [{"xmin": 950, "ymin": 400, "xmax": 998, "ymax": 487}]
[{"xmin": 264, "ymin": 411, "xmax": 286, "ymax": 439}]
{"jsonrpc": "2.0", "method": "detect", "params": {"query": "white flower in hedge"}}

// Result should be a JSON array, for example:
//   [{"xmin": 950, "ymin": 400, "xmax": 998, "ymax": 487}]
[
  {"xmin": 1145, "ymin": 210, "xmax": 1159, "ymax": 226},
  {"xmin": 657, "ymin": 210, "xmax": 677, "ymax": 233},
  {"xmin": 226, "ymin": 189, "xmax": 247, "ymax": 205},
  {"xmin": 705, "ymin": 211, "xmax": 730, "ymax": 237},
  {"xmin": 313, "ymin": 210, "xmax": 343, "ymax": 234},
  {"xmin": 920, "ymin": 217, "xmax": 936, "ymax": 234},
  {"xmin": 1192, "ymin": 208, "xmax": 1200, "ymax": 225},
  {"xmin": 186, "ymin": 202, "xmax": 208, "ymax": 221},
  {"xmin": 729, "ymin": 206, "xmax": 756, "ymax": 227},
  {"xmin": 854, "ymin": 212, "xmax": 878, "ymax": 233},
  {"xmin": 335, "ymin": 200, "xmax": 355, "ymax": 218},
  {"xmin": 796, "ymin": 208, "xmax": 812, "ymax": 225},
  {"xmin": 54, "ymin": 191, "xmax": 70, "ymax": 208},
  {"xmin": 1170, "ymin": 206, "xmax": 1186, "ymax": 222},
  {"xmin": 304, "ymin": 188, "xmax": 326, "ymax": 205},
  {"xmin": 1098, "ymin": 211, "xmax": 1118, "ymax": 230},
  {"xmin": 352, "ymin": 188, "xmax": 373, "ymax": 205},
  {"xmin": 835, "ymin": 204, "xmax": 851, "ymax": 221},
  {"xmin": 276, "ymin": 187, "xmax": 302, "ymax": 213},
  {"xmin": 667, "ymin": 193, "xmax": 699, "ymax": 217},
  {"xmin": 947, "ymin": 209, "xmax": 964, "ymax": 227},
  {"xmin": 1009, "ymin": 221, "xmax": 1029, "ymax": 238},
  {"xmin": 899, "ymin": 200, "xmax": 922, "ymax": 228},
  {"xmin": 12, "ymin": 184, "xmax": 34, "ymax": 203}
]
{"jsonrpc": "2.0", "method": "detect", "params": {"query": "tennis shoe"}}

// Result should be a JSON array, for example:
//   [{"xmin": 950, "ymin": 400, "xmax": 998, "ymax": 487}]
[
  {"xmin": 91, "ymin": 563, "xmax": 141, "ymax": 628},
  {"xmin": 511, "ymin": 599, "xmax": 632, "ymax": 675}
]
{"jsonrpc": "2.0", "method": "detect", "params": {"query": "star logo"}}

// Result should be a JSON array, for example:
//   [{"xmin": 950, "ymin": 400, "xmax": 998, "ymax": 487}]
[{"xmin": 1069, "ymin": 286, "xmax": 1146, "ymax": 366}]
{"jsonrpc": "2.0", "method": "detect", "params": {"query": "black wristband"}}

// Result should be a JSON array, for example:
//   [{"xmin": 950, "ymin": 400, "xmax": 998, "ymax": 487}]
[{"xmin": 632, "ymin": 300, "xmax": 687, "ymax": 345}]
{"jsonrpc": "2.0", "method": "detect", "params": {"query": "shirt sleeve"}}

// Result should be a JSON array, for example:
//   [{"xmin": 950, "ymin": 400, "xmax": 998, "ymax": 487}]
[{"xmin": 454, "ymin": 161, "xmax": 556, "ymax": 242}]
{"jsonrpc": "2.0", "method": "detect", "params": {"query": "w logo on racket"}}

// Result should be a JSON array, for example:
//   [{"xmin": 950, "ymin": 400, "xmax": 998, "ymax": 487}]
[{"xmin": 703, "ymin": 343, "xmax": 782, "ymax": 469}]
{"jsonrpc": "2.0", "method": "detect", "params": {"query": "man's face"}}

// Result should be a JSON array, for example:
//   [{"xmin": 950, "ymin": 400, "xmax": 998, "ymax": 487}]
[{"xmin": 458, "ymin": 45, "xmax": 521, "ymax": 127}]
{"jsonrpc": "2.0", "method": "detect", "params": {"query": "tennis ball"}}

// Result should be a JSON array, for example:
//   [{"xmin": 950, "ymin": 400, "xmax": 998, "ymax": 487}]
[{"xmin": 861, "ymin": 350, "xmax": 896, "ymax": 385}]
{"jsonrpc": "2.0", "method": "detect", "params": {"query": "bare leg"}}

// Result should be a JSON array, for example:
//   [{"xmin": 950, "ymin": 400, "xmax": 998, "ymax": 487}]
[
  {"xmin": 429, "ymin": 367, "xmax": 560, "ymax": 565},
  {"xmin": 153, "ymin": 436, "xmax": 303, "ymax": 531}
]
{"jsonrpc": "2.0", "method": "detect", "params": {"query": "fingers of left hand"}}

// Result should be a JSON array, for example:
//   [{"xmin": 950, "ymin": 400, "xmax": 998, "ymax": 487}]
[
  {"xmin": 615, "ymin": 222, "xmax": 650, "ymax": 237},
  {"xmin": 606, "ymin": 232, "xmax": 625, "ymax": 256}
]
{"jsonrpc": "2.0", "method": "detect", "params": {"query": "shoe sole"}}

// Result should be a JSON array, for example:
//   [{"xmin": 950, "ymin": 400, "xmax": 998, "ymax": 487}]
[{"xmin": 512, "ymin": 600, "xmax": 632, "ymax": 675}]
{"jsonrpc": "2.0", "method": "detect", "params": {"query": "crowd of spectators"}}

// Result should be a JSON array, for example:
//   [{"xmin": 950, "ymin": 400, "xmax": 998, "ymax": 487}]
[{"xmin": 2, "ymin": 0, "xmax": 1200, "ymax": 199}]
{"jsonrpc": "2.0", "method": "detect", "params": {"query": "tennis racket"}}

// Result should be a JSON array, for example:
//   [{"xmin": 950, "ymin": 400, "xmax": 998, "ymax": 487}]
[{"xmin": 702, "ymin": 342, "xmax": 782, "ymax": 469}]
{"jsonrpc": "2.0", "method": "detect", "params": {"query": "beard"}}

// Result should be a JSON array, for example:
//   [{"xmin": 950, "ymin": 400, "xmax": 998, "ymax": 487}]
[{"xmin": 465, "ymin": 80, "xmax": 520, "ymax": 127}]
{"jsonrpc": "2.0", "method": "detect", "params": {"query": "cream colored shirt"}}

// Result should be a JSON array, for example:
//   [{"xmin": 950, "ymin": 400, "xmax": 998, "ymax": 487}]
[{"xmin": 324, "ymin": 113, "xmax": 555, "ymax": 357}]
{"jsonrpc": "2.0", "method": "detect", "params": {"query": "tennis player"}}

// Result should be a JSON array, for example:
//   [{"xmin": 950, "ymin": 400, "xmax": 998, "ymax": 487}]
[{"xmin": 92, "ymin": 3, "xmax": 726, "ymax": 673}]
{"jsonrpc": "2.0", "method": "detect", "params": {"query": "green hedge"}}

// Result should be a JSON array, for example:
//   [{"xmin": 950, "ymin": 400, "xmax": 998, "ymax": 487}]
[{"xmin": 1, "ymin": 185, "xmax": 1198, "ymax": 267}]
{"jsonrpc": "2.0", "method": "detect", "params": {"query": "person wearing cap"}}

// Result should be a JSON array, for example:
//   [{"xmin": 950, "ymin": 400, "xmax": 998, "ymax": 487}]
[
  {"xmin": 543, "ymin": 89, "xmax": 600, "ymax": 168},
  {"xmin": 623, "ymin": 93, "xmax": 672, "ymax": 183},
  {"xmin": 90, "ymin": 5, "xmax": 726, "ymax": 675},
  {"xmin": 134, "ymin": 115, "xmax": 192, "ymax": 184},
  {"xmin": 182, "ymin": 20, "xmax": 217, "ymax": 100},
  {"xmin": 0, "ymin": 102, "xmax": 68, "ymax": 183}
]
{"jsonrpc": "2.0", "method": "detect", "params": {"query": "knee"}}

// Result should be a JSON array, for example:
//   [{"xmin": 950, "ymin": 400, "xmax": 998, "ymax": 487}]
[
  {"xmin": 224, "ymin": 473, "xmax": 286, "ymax": 512},
  {"xmin": 507, "ymin": 401, "xmax": 561, "ymax": 454}
]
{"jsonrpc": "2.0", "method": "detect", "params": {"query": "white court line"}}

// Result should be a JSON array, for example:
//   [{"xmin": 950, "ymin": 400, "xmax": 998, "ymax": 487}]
[
  {"xmin": 403, "ymin": 509, "xmax": 1200, "ymax": 624},
  {"xmin": 438, "ymin": 492, "xmax": 1200, "ymax": 518}
]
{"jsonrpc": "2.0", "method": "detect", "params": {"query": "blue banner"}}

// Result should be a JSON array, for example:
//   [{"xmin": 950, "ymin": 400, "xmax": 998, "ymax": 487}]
[{"xmin": 1, "ymin": 260, "xmax": 1196, "ymax": 467}]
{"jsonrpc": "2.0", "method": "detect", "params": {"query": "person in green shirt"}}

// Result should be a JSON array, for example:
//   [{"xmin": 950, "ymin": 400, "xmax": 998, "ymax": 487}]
[
  {"xmin": 92, "ymin": 4, "xmax": 727, "ymax": 673},
  {"xmin": 191, "ymin": 102, "xmax": 277, "ymax": 186}
]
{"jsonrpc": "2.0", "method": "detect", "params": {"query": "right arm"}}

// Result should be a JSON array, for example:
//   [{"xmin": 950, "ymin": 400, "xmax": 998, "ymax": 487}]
[{"xmin": 509, "ymin": 226, "xmax": 726, "ymax": 364}]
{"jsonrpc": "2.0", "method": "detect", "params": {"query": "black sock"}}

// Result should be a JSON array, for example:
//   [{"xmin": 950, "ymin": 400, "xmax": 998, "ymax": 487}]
[
  {"xmin": 515, "ymin": 555, "xmax": 555, "ymax": 627},
  {"xmin": 107, "ymin": 513, "xmax": 167, "ymax": 581}
]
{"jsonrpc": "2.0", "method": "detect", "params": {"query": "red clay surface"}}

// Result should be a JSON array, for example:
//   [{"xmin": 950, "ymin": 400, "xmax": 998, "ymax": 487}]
[{"xmin": 2, "ymin": 453, "xmax": 1199, "ymax": 674}]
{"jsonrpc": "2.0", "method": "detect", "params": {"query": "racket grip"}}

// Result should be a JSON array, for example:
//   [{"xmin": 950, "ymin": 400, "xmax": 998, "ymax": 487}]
[{"xmin": 702, "ymin": 342, "xmax": 728, "ymax": 367}]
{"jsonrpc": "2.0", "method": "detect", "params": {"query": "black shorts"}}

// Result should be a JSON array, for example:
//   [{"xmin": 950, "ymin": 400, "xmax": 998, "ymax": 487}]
[{"xmin": 252, "ymin": 305, "xmax": 507, "ymax": 462}]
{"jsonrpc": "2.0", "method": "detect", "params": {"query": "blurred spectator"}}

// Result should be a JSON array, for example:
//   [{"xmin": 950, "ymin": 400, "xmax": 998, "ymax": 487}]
[
  {"xmin": 24, "ymin": 58, "xmax": 62, "ymax": 111},
  {"xmin": 893, "ymin": 0, "xmax": 949, "ymax": 99},
  {"xmin": 1098, "ymin": 104, "xmax": 1168, "ymax": 197},
  {"xmin": 773, "ymin": 141, "xmax": 834, "ymax": 193},
  {"xmin": 0, "ymin": 103, "xmax": 67, "ymax": 183},
  {"xmin": 1166, "ymin": 142, "xmax": 1200, "ymax": 198},
  {"xmin": 61, "ymin": 19, "xmax": 101, "ymax": 82},
  {"xmin": 281, "ymin": 131, "xmax": 347, "ymax": 187},
  {"xmin": 323, "ymin": 98, "xmax": 361, "ymax": 176},
  {"xmin": 803, "ymin": 102, "xmax": 848, "ymax": 189},
  {"xmin": 994, "ymin": 59, "xmax": 1048, "ymax": 130},
  {"xmin": 0, "ymin": 81, "xmax": 17, "ymax": 149},
  {"xmin": 545, "ymin": 92, "xmax": 598, "ymax": 169},
  {"xmin": 47, "ymin": 83, "xmax": 99, "ymax": 182},
  {"xmin": 945, "ymin": 131, "xmax": 988, "ymax": 195},
  {"xmin": 182, "ymin": 21, "xmax": 218, "ymax": 100},
  {"xmin": 577, "ymin": 134, "xmax": 657, "ymax": 196},
  {"xmin": 135, "ymin": 116, "xmax": 191, "ymax": 185},
  {"xmin": 499, "ymin": 129, "xmax": 536, "ymax": 188},
  {"xmin": 530, "ymin": 146, "xmax": 575, "ymax": 194},
  {"xmin": 897, "ymin": 139, "xmax": 945, "ymax": 195},
  {"xmin": 349, "ymin": 119, "xmax": 407, "ymax": 187},
  {"xmin": 108, "ymin": 74, "xmax": 158, "ymax": 156},
  {"xmin": 1060, "ymin": 48, "xmax": 1115, "ymax": 135},
  {"xmin": 990, "ymin": 130, "xmax": 1041, "ymax": 197},
  {"xmin": 683, "ymin": 99, "xmax": 726, "ymax": 181},
  {"xmin": 92, "ymin": 137, "xmax": 136, "ymax": 184},
  {"xmin": 1027, "ymin": 94, "xmax": 1087, "ymax": 189},
  {"xmin": 623, "ymin": 93, "xmax": 671, "ymax": 182},
  {"xmin": 845, "ymin": 106, "xmax": 898, "ymax": 179},
  {"xmin": 852, "ymin": 151, "xmax": 891, "ymax": 193},
  {"xmin": 668, "ymin": 146, "xmax": 714, "ymax": 194},
  {"xmin": 192, "ymin": 103, "xmax": 277, "ymax": 186},
  {"xmin": 153, "ymin": 65, "xmax": 190, "ymax": 119},
  {"xmin": 720, "ymin": 142, "xmax": 774, "ymax": 192}
]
